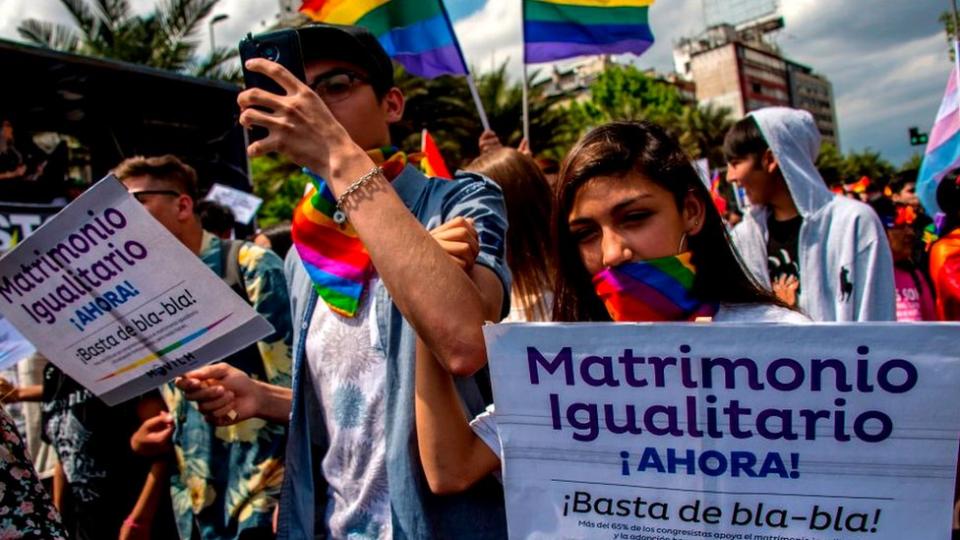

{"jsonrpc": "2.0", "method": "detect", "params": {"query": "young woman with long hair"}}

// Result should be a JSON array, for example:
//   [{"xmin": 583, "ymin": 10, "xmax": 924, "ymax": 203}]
[
  {"xmin": 414, "ymin": 121, "xmax": 806, "ymax": 495},
  {"xmin": 465, "ymin": 148, "xmax": 555, "ymax": 321}
]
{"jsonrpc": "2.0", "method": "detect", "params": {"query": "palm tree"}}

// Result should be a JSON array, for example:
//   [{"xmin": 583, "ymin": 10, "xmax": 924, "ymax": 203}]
[
  {"xmin": 17, "ymin": 0, "xmax": 237, "ymax": 80},
  {"xmin": 676, "ymin": 103, "xmax": 733, "ymax": 166}
]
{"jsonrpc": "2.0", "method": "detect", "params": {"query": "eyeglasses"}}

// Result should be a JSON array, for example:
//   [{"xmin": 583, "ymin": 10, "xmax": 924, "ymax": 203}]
[
  {"xmin": 129, "ymin": 190, "xmax": 181, "ymax": 203},
  {"xmin": 310, "ymin": 70, "xmax": 368, "ymax": 104}
]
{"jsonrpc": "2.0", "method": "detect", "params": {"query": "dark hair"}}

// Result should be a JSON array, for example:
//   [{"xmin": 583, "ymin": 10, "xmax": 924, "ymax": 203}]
[
  {"xmin": 113, "ymin": 155, "xmax": 199, "ymax": 201},
  {"xmin": 298, "ymin": 24, "xmax": 395, "ymax": 100},
  {"xmin": 553, "ymin": 121, "xmax": 787, "ymax": 322},
  {"xmin": 467, "ymin": 148, "xmax": 554, "ymax": 320},
  {"xmin": 255, "ymin": 222, "xmax": 293, "ymax": 260},
  {"xmin": 938, "ymin": 169, "xmax": 960, "ymax": 234},
  {"xmin": 723, "ymin": 116, "xmax": 768, "ymax": 163},
  {"xmin": 888, "ymin": 171, "xmax": 915, "ymax": 195},
  {"xmin": 196, "ymin": 200, "xmax": 235, "ymax": 237}
]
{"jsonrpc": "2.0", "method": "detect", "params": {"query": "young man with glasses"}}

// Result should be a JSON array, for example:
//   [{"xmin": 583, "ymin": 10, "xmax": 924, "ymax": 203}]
[
  {"xmin": 115, "ymin": 155, "xmax": 294, "ymax": 540},
  {"xmin": 177, "ymin": 24, "xmax": 510, "ymax": 539}
]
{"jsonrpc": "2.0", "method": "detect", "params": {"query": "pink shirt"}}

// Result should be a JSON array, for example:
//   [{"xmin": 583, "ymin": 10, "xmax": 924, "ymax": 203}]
[{"xmin": 894, "ymin": 267, "xmax": 937, "ymax": 321}]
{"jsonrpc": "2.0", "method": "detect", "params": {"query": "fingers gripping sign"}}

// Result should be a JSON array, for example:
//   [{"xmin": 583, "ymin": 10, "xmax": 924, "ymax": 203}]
[
  {"xmin": 176, "ymin": 363, "xmax": 259, "ymax": 426},
  {"xmin": 238, "ymin": 58, "xmax": 357, "ymax": 177}
]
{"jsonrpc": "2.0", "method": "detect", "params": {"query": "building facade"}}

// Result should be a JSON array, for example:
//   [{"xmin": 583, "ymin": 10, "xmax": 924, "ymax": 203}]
[{"xmin": 675, "ymin": 24, "xmax": 840, "ymax": 148}]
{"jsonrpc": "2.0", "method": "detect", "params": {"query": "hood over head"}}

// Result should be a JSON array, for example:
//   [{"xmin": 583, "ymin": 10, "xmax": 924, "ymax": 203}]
[{"xmin": 748, "ymin": 107, "xmax": 834, "ymax": 217}]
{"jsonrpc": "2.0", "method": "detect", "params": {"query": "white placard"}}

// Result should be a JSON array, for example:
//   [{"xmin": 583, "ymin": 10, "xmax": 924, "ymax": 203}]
[
  {"xmin": 204, "ymin": 183, "xmax": 263, "ymax": 225},
  {"xmin": 0, "ymin": 176, "xmax": 273, "ymax": 405},
  {"xmin": 0, "ymin": 314, "xmax": 35, "ymax": 370},
  {"xmin": 484, "ymin": 322, "xmax": 960, "ymax": 540}
]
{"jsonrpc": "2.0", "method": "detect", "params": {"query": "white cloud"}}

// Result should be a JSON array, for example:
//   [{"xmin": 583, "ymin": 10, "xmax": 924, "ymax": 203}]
[{"xmin": 0, "ymin": 0, "xmax": 948, "ymax": 163}]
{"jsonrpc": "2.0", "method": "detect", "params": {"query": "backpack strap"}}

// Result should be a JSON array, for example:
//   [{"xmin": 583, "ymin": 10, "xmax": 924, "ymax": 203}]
[{"xmin": 220, "ymin": 239, "xmax": 250, "ymax": 304}]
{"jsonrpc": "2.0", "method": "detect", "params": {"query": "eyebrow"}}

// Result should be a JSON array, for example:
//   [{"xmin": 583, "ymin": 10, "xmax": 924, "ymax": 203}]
[
  {"xmin": 568, "ymin": 194, "xmax": 653, "ymax": 226},
  {"xmin": 308, "ymin": 68, "xmax": 359, "ymax": 87}
]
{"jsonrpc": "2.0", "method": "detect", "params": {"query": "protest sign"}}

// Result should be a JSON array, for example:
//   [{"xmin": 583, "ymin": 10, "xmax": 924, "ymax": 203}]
[
  {"xmin": 0, "ymin": 314, "xmax": 35, "ymax": 370},
  {"xmin": 0, "ymin": 176, "xmax": 274, "ymax": 405},
  {"xmin": 483, "ymin": 323, "xmax": 960, "ymax": 540},
  {"xmin": 0, "ymin": 201, "xmax": 65, "ymax": 251},
  {"xmin": 204, "ymin": 183, "xmax": 263, "ymax": 225}
]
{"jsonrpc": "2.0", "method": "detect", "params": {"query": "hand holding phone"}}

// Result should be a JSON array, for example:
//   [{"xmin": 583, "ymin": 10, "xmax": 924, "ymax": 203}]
[{"xmin": 238, "ymin": 30, "xmax": 307, "ymax": 141}]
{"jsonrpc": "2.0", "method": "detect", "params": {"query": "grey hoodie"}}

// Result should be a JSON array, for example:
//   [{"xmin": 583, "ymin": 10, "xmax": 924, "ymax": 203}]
[{"xmin": 730, "ymin": 107, "xmax": 896, "ymax": 321}]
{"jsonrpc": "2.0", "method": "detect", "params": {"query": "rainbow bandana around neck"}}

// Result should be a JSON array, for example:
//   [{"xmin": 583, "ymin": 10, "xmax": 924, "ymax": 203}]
[
  {"xmin": 291, "ymin": 147, "xmax": 407, "ymax": 317},
  {"xmin": 592, "ymin": 253, "xmax": 719, "ymax": 322}
]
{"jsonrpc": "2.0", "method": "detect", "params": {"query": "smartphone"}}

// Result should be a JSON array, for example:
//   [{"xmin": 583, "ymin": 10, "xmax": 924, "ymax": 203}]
[{"xmin": 238, "ymin": 30, "xmax": 307, "ymax": 142}]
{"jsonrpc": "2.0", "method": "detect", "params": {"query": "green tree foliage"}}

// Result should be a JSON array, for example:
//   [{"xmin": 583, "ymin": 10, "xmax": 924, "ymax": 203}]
[
  {"xmin": 564, "ymin": 65, "xmax": 732, "ymax": 163},
  {"xmin": 390, "ymin": 62, "xmax": 575, "ymax": 166},
  {"xmin": 900, "ymin": 152, "xmax": 923, "ymax": 174},
  {"xmin": 816, "ymin": 142, "xmax": 846, "ymax": 187},
  {"xmin": 17, "ymin": 0, "xmax": 239, "ymax": 80},
  {"xmin": 251, "ymin": 154, "xmax": 309, "ymax": 228},
  {"xmin": 844, "ymin": 148, "xmax": 896, "ymax": 185},
  {"xmin": 941, "ymin": 11, "xmax": 958, "ymax": 62},
  {"xmin": 567, "ymin": 64, "xmax": 684, "ymax": 128},
  {"xmin": 816, "ymin": 143, "xmax": 898, "ymax": 187}
]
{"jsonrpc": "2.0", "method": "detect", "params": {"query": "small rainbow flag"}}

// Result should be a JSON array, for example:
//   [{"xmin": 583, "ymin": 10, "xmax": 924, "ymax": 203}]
[
  {"xmin": 523, "ymin": 0, "xmax": 656, "ymax": 64},
  {"xmin": 420, "ymin": 129, "xmax": 452, "ymax": 179},
  {"xmin": 299, "ymin": 0, "xmax": 469, "ymax": 79},
  {"xmin": 709, "ymin": 173, "xmax": 727, "ymax": 215}
]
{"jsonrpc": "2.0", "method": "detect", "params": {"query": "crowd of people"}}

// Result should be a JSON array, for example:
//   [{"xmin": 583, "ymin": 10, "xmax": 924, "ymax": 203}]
[{"xmin": 1, "ymin": 22, "xmax": 959, "ymax": 540}]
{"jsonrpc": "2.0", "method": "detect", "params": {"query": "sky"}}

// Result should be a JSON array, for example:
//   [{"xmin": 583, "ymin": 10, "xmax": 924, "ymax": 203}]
[{"xmin": 0, "ymin": 0, "xmax": 949, "ymax": 165}]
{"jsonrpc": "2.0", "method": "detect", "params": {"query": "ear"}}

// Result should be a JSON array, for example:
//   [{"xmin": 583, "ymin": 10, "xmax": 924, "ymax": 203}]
[
  {"xmin": 176, "ymin": 195, "xmax": 195, "ymax": 222},
  {"xmin": 382, "ymin": 87, "xmax": 405, "ymax": 124},
  {"xmin": 761, "ymin": 148, "xmax": 779, "ymax": 175},
  {"xmin": 682, "ymin": 189, "xmax": 707, "ymax": 236}
]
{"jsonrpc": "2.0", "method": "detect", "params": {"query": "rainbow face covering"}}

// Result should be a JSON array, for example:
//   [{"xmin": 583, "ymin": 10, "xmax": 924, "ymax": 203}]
[
  {"xmin": 592, "ymin": 253, "xmax": 718, "ymax": 322},
  {"xmin": 291, "ymin": 147, "xmax": 407, "ymax": 317}
]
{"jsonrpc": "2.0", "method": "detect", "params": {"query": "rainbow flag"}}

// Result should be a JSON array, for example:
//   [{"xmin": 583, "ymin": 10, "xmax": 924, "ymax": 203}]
[
  {"xmin": 918, "ymin": 65, "xmax": 960, "ymax": 216},
  {"xmin": 420, "ymin": 129, "xmax": 452, "ymax": 179},
  {"xmin": 299, "ymin": 0, "xmax": 469, "ymax": 79},
  {"xmin": 523, "ymin": 0, "xmax": 655, "ymax": 64}
]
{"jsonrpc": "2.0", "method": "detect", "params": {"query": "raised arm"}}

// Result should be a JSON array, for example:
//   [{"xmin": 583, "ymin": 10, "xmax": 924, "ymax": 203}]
[{"xmin": 238, "ymin": 59, "xmax": 500, "ymax": 376}]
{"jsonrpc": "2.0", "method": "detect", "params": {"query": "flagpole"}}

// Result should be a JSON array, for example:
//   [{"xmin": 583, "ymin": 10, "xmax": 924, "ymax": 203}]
[
  {"xmin": 438, "ymin": 1, "xmax": 490, "ymax": 132},
  {"xmin": 521, "ymin": 1, "xmax": 531, "ymax": 143},
  {"xmin": 466, "ymin": 74, "xmax": 491, "ymax": 131},
  {"xmin": 953, "ymin": 0, "xmax": 960, "ymax": 110}
]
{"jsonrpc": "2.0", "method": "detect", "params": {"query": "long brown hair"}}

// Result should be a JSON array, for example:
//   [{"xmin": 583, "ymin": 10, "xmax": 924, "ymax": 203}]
[
  {"xmin": 467, "ymin": 148, "xmax": 555, "ymax": 320},
  {"xmin": 552, "ymin": 121, "xmax": 786, "ymax": 322}
]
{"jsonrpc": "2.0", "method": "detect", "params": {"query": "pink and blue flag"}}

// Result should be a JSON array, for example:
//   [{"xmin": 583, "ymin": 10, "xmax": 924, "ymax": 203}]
[{"xmin": 918, "ymin": 66, "xmax": 960, "ymax": 216}]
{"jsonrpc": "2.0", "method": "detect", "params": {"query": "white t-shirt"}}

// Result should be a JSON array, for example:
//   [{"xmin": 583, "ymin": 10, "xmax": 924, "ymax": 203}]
[
  {"xmin": 469, "ymin": 302, "xmax": 809, "ymax": 459},
  {"xmin": 305, "ymin": 278, "xmax": 392, "ymax": 539}
]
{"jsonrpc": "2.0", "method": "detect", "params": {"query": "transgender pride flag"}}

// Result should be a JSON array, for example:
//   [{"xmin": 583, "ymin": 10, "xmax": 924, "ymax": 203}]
[{"xmin": 918, "ymin": 66, "xmax": 960, "ymax": 216}]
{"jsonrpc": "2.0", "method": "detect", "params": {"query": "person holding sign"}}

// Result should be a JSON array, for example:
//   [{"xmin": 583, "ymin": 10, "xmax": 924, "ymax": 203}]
[
  {"xmin": 116, "ymin": 155, "xmax": 293, "ymax": 540},
  {"xmin": 414, "ymin": 121, "xmax": 808, "ymax": 495},
  {"xmin": 178, "ymin": 24, "xmax": 511, "ymax": 540}
]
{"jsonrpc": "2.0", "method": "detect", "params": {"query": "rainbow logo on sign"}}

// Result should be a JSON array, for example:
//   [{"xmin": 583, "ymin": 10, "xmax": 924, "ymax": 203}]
[{"xmin": 96, "ymin": 313, "xmax": 233, "ymax": 381}]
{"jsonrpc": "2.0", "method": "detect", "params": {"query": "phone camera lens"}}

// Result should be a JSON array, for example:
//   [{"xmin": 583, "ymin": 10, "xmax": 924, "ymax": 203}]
[{"xmin": 261, "ymin": 45, "xmax": 280, "ymax": 62}]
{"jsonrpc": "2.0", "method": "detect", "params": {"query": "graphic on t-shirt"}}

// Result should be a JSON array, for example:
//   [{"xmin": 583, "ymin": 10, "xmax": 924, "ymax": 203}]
[
  {"xmin": 840, "ymin": 266, "xmax": 853, "ymax": 302},
  {"xmin": 767, "ymin": 248, "xmax": 799, "ymax": 280},
  {"xmin": 46, "ymin": 403, "xmax": 106, "ymax": 503}
]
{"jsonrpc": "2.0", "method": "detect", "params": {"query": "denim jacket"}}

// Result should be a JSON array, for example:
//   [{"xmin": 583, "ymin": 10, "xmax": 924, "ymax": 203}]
[{"xmin": 278, "ymin": 165, "xmax": 511, "ymax": 539}]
